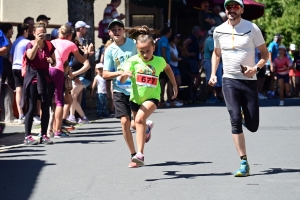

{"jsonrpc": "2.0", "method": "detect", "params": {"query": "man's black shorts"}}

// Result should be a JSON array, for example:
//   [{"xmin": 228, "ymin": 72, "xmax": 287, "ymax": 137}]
[
  {"xmin": 13, "ymin": 69, "xmax": 24, "ymax": 87},
  {"xmin": 129, "ymin": 99, "xmax": 159, "ymax": 112},
  {"xmin": 113, "ymin": 92, "xmax": 131, "ymax": 119}
]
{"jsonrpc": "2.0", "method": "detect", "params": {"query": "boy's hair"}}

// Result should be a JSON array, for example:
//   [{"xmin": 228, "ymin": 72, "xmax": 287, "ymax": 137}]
[
  {"xmin": 129, "ymin": 25, "xmax": 154, "ymax": 45},
  {"xmin": 23, "ymin": 17, "xmax": 34, "ymax": 23},
  {"xmin": 16, "ymin": 23, "xmax": 30, "ymax": 38},
  {"xmin": 160, "ymin": 26, "xmax": 171, "ymax": 36},
  {"xmin": 0, "ymin": 23, "xmax": 13, "ymax": 35}
]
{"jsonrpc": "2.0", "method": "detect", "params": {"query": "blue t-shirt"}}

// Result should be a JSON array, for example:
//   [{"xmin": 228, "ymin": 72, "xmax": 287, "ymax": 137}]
[
  {"xmin": 267, "ymin": 41, "xmax": 279, "ymax": 65},
  {"xmin": 204, "ymin": 36, "xmax": 214, "ymax": 59},
  {"xmin": 10, "ymin": 36, "xmax": 30, "ymax": 70},
  {"xmin": 0, "ymin": 30, "xmax": 9, "ymax": 74},
  {"xmin": 157, "ymin": 35, "xmax": 171, "ymax": 64},
  {"xmin": 103, "ymin": 38, "xmax": 137, "ymax": 95}
]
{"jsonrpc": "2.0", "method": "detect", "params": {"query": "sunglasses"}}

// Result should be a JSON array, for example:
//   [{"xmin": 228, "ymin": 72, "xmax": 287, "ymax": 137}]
[{"xmin": 225, "ymin": 4, "xmax": 241, "ymax": 10}]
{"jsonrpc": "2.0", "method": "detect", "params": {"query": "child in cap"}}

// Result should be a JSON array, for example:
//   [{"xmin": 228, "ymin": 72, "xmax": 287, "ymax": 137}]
[{"xmin": 91, "ymin": 63, "xmax": 111, "ymax": 119}]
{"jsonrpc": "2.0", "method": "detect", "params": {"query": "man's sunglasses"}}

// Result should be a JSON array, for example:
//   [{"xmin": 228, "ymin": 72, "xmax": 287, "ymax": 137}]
[{"xmin": 225, "ymin": 5, "xmax": 241, "ymax": 10}]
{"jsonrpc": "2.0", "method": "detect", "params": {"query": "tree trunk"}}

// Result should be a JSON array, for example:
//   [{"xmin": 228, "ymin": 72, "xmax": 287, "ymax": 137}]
[{"xmin": 67, "ymin": 0, "xmax": 95, "ymax": 45}]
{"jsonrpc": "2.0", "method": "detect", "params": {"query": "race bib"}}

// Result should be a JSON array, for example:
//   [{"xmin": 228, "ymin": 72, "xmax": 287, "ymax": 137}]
[
  {"xmin": 136, "ymin": 74, "xmax": 158, "ymax": 88},
  {"xmin": 116, "ymin": 77, "xmax": 131, "ymax": 89}
]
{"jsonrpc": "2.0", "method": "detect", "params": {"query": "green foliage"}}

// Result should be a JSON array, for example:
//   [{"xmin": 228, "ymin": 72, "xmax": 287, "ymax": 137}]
[{"xmin": 253, "ymin": 0, "xmax": 300, "ymax": 47}]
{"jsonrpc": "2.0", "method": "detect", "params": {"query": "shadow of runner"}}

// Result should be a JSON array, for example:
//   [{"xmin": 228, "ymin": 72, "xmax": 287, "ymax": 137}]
[
  {"xmin": 146, "ymin": 161, "xmax": 212, "ymax": 167},
  {"xmin": 145, "ymin": 171, "xmax": 232, "ymax": 182},
  {"xmin": 53, "ymin": 140, "xmax": 115, "ymax": 144},
  {"xmin": 0, "ymin": 159, "xmax": 56, "ymax": 199},
  {"xmin": 71, "ymin": 133, "xmax": 123, "ymax": 138},
  {"xmin": 252, "ymin": 168, "xmax": 300, "ymax": 176}
]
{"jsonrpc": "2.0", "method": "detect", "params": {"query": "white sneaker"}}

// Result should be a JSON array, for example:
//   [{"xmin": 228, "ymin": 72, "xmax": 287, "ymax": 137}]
[
  {"xmin": 145, "ymin": 120, "xmax": 154, "ymax": 143},
  {"xmin": 18, "ymin": 118, "xmax": 25, "ymax": 125},
  {"xmin": 33, "ymin": 116, "xmax": 41, "ymax": 124},
  {"xmin": 173, "ymin": 100, "xmax": 183, "ymax": 107},
  {"xmin": 279, "ymin": 101, "xmax": 284, "ymax": 106},
  {"xmin": 258, "ymin": 93, "xmax": 267, "ymax": 100},
  {"xmin": 165, "ymin": 102, "xmax": 171, "ymax": 107}
]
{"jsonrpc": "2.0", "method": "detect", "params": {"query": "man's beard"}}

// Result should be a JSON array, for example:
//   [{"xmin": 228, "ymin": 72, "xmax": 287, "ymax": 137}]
[{"xmin": 228, "ymin": 12, "xmax": 241, "ymax": 21}]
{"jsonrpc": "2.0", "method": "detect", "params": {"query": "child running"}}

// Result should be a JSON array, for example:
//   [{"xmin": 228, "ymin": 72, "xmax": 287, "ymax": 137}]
[
  {"xmin": 120, "ymin": 25, "xmax": 178, "ymax": 166},
  {"xmin": 103, "ymin": 19, "xmax": 154, "ymax": 168},
  {"xmin": 91, "ymin": 63, "xmax": 110, "ymax": 118}
]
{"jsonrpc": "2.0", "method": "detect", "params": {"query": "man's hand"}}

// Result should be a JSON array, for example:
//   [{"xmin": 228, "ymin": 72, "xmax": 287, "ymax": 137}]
[
  {"xmin": 243, "ymin": 66, "xmax": 257, "ymax": 78},
  {"xmin": 208, "ymin": 75, "xmax": 217, "ymax": 86}
]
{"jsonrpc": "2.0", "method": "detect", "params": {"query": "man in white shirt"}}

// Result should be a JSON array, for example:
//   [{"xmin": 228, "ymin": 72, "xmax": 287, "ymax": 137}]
[{"xmin": 209, "ymin": 0, "xmax": 268, "ymax": 177}]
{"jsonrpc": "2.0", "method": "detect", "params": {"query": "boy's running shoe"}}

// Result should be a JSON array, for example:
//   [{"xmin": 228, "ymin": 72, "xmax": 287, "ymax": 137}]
[
  {"xmin": 132, "ymin": 152, "xmax": 145, "ymax": 167},
  {"xmin": 24, "ymin": 135, "xmax": 38, "ymax": 145},
  {"xmin": 234, "ymin": 160, "xmax": 250, "ymax": 177},
  {"xmin": 40, "ymin": 135, "xmax": 54, "ymax": 144},
  {"xmin": 145, "ymin": 120, "xmax": 154, "ymax": 143}
]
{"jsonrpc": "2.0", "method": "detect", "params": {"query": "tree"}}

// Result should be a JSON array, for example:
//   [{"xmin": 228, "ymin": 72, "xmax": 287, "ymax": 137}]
[
  {"xmin": 67, "ymin": 0, "xmax": 95, "ymax": 45},
  {"xmin": 254, "ymin": 0, "xmax": 300, "ymax": 46}
]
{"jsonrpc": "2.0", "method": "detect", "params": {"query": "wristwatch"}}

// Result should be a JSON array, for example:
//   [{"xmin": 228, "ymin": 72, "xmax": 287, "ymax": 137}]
[{"xmin": 255, "ymin": 66, "xmax": 261, "ymax": 74}]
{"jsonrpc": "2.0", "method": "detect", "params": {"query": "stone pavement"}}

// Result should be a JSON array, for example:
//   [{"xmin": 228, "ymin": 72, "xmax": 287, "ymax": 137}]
[{"xmin": 0, "ymin": 98, "xmax": 300, "ymax": 200}]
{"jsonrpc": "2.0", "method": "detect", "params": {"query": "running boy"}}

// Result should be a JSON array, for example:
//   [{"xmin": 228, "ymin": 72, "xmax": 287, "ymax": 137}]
[
  {"xmin": 120, "ymin": 25, "xmax": 178, "ymax": 166},
  {"xmin": 102, "ymin": 19, "xmax": 153, "ymax": 168}
]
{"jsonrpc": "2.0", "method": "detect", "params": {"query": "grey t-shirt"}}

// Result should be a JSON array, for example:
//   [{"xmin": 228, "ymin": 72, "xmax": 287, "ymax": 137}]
[{"xmin": 213, "ymin": 19, "xmax": 265, "ymax": 80}]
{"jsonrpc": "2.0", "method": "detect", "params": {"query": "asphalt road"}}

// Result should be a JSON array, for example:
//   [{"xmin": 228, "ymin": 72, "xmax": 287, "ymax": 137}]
[{"xmin": 1, "ymin": 98, "xmax": 300, "ymax": 200}]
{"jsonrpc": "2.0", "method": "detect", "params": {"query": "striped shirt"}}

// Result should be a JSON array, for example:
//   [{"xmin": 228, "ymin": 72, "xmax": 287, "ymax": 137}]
[{"xmin": 103, "ymin": 4, "xmax": 119, "ymax": 35}]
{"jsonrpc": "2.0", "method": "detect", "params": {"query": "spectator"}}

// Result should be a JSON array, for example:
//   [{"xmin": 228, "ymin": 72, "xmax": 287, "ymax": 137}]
[
  {"xmin": 102, "ymin": 0, "xmax": 125, "ymax": 41},
  {"xmin": 293, "ymin": 45, "xmax": 300, "ymax": 96},
  {"xmin": 213, "ymin": 6, "xmax": 223, "ymax": 27},
  {"xmin": 267, "ymin": 33, "xmax": 283, "ymax": 99},
  {"xmin": 91, "ymin": 63, "xmax": 111, "ymax": 119},
  {"xmin": 183, "ymin": 26, "xmax": 202, "ymax": 98},
  {"xmin": 256, "ymin": 31, "xmax": 268, "ymax": 99},
  {"xmin": 198, "ymin": 0, "xmax": 215, "ymax": 35},
  {"xmin": 273, "ymin": 45, "xmax": 292, "ymax": 106},
  {"xmin": 75, "ymin": 21, "xmax": 90, "ymax": 45},
  {"xmin": 10, "ymin": 23, "xmax": 30, "ymax": 124},
  {"xmin": 23, "ymin": 17, "xmax": 35, "ymax": 40},
  {"xmin": 51, "ymin": 28, "xmax": 59, "ymax": 40},
  {"xmin": 0, "ymin": 23, "xmax": 15, "ymax": 123},
  {"xmin": 169, "ymin": 32, "xmax": 183, "ymax": 106},
  {"xmin": 21, "ymin": 21, "xmax": 55, "ymax": 145},
  {"xmin": 288, "ymin": 44, "xmax": 296, "ymax": 95},
  {"xmin": 156, "ymin": 26, "xmax": 173, "ymax": 106},
  {"xmin": 36, "ymin": 14, "xmax": 51, "ymax": 26},
  {"xmin": 203, "ymin": 26, "xmax": 223, "ymax": 103}
]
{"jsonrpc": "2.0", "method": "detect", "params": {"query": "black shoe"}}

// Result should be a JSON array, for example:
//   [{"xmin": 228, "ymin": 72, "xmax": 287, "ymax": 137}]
[
  {"xmin": 24, "ymin": 135, "xmax": 38, "ymax": 145},
  {"xmin": 40, "ymin": 135, "xmax": 53, "ymax": 145}
]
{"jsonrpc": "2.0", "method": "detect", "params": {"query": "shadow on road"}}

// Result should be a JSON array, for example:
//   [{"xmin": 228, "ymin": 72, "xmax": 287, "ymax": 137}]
[
  {"xmin": 146, "ymin": 161, "xmax": 212, "ymax": 167},
  {"xmin": 252, "ymin": 168, "xmax": 300, "ymax": 176},
  {"xmin": 0, "ymin": 154, "xmax": 46, "ymax": 158},
  {"xmin": 70, "ymin": 130, "xmax": 122, "ymax": 135},
  {"xmin": 70, "ymin": 132, "xmax": 123, "ymax": 138},
  {"xmin": 76, "ymin": 126, "xmax": 121, "ymax": 130},
  {"xmin": 90, "ymin": 120, "xmax": 120, "ymax": 124},
  {"xmin": 0, "ymin": 159, "xmax": 56, "ymax": 199},
  {"xmin": 53, "ymin": 139, "xmax": 115, "ymax": 145},
  {"xmin": 145, "ymin": 171, "xmax": 232, "ymax": 182}
]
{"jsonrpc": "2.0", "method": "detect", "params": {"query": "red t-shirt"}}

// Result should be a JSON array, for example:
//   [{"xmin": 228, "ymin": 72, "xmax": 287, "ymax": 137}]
[
  {"xmin": 294, "ymin": 54, "xmax": 300, "ymax": 77},
  {"xmin": 273, "ymin": 56, "xmax": 291, "ymax": 75},
  {"xmin": 26, "ymin": 41, "xmax": 55, "ymax": 70}
]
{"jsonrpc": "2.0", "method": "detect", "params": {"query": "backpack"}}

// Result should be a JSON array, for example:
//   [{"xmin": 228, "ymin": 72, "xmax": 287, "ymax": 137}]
[
  {"xmin": 98, "ymin": 20, "xmax": 105, "ymax": 39},
  {"xmin": 22, "ymin": 40, "xmax": 53, "ymax": 77}
]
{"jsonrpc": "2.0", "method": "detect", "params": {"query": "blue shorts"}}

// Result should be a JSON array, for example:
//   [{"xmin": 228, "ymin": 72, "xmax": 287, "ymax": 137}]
[
  {"xmin": 204, "ymin": 58, "xmax": 223, "ymax": 87},
  {"xmin": 73, "ymin": 77, "xmax": 91, "ymax": 88},
  {"xmin": 170, "ymin": 65, "xmax": 180, "ymax": 76},
  {"xmin": 276, "ymin": 74, "xmax": 289, "ymax": 83}
]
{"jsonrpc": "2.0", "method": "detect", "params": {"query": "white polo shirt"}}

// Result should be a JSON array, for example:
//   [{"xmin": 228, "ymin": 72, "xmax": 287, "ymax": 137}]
[{"xmin": 213, "ymin": 19, "xmax": 265, "ymax": 80}]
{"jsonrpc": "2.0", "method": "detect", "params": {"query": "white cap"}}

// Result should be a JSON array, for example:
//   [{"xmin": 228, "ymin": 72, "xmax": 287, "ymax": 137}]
[
  {"xmin": 290, "ymin": 44, "xmax": 296, "ymax": 51},
  {"xmin": 208, "ymin": 26, "xmax": 216, "ymax": 35},
  {"xmin": 278, "ymin": 45, "xmax": 286, "ymax": 50},
  {"xmin": 96, "ymin": 63, "xmax": 104, "ymax": 69},
  {"xmin": 75, "ymin": 21, "xmax": 90, "ymax": 28}
]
